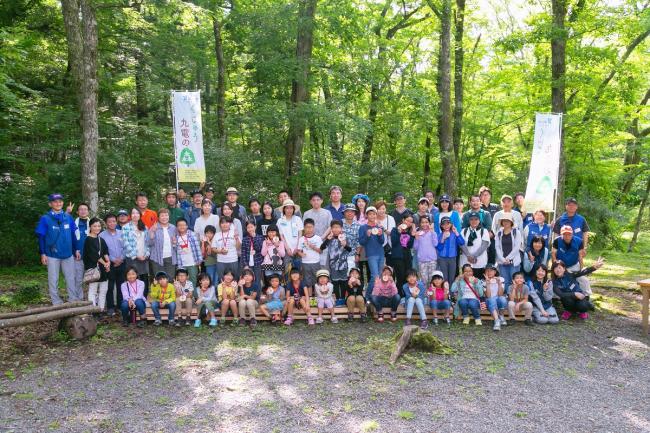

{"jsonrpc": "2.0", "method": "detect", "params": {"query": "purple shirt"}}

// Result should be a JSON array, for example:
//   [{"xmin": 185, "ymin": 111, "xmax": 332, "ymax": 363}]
[
  {"xmin": 413, "ymin": 230, "xmax": 439, "ymax": 262},
  {"xmin": 121, "ymin": 279, "xmax": 146, "ymax": 302},
  {"xmin": 99, "ymin": 229, "xmax": 124, "ymax": 262}
]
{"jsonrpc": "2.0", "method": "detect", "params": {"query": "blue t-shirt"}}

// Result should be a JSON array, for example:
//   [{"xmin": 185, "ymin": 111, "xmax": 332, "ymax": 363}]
[{"xmin": 553, "ymin": 213, "xmax": 589, "ymax": 242}]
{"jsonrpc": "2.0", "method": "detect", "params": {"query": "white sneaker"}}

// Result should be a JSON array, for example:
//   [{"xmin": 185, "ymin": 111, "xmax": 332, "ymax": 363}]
[
  {"xmin": 493, "ymin": 321, "xmax": 501, "ymax": 331},
  {"xmin": 331, "ymin": 316, "xmax": 338, "ymax": 323},
  {"xmin": 500, "ymin": 315, "xmax": 507, "ymax": 326}
]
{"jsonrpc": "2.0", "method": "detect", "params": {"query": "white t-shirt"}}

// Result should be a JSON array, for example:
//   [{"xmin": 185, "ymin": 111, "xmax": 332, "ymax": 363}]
[
  {"xmin": 193, "ymin": 214, "xmax": 219, "ymax": 241},
  {"xmin": 162, "ymin": 227, "xmax": 172, "ymax": 258},
  {"xmin": 214, "ymin": 228, "xmax": 239, "ymax": 263},
  {"xmin": 484, "ymin": 277, "xmax": 505, "ymax": 298},
  {"xmin": 298, "ymin": 234, "xmax": 323, "ymax": 264},
  {"xmin": 378, "ymin": 215, "xmax": 395, "ymax": 246},
  {"xmin": 278, "ymin": 215, "xmax": 303, "ymax": 252},
  {"xmin": 460, "ymin": 226, "xmax": 490, "ymax": 268}
]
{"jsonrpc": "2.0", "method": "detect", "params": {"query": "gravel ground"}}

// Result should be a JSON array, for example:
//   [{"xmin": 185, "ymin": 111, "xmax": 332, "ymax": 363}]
[{"xmin": 0, "ymin": 307, "xmax": 648, "ymax": 433}]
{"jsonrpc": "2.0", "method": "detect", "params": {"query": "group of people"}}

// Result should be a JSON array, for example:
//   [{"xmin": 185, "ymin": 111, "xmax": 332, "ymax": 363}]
[{"xmin": 35, "ymin": 184, "xmax": 603, "ymax": 331}]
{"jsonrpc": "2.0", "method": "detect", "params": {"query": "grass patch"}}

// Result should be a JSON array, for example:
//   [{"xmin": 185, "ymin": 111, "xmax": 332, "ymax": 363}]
[
  {"xmin": 397, "ymin": 410, "xmax": 415, "ymax": 420},
  {"xmin": 361, "ymin": 420, "xmax": 379, "ymax": 432},
  {"xmin": 589, "ymin": 232, "xmax": 650, "ymax": 290}
]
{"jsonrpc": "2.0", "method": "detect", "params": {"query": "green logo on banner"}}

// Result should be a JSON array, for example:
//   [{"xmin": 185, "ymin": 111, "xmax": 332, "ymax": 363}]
[
  {"xmin": 180, "ymin": 148, "xmax": 196, "ymax": 166},
  {"xmin": 536, "ymin": 175, "xmax": 553, "ymax": 194}
]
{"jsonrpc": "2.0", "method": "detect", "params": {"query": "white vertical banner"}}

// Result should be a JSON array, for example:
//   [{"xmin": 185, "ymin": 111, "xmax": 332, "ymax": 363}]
[
  {"xmin": 524, "ymin": 113, "xmax": 562, "ymax": 212},
  {"xmin": 172, "ymin": 91, "xmax": 206, "ymax": 183}
]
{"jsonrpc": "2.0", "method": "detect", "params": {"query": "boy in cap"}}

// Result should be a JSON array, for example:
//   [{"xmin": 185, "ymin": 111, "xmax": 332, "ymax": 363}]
[{"xmin": 150, "ymin": 271, "xmax": 177, "ymax": 326}]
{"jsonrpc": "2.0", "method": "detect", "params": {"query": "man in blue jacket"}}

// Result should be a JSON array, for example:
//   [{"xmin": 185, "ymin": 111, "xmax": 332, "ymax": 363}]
[{"xmin": 35, "ymin": 193, "xmax": 81, "ymax": 304}]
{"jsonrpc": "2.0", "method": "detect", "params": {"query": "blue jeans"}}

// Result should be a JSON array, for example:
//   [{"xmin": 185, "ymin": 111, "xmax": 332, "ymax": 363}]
[
  {"xmin": 430, "ymin": 299, "xmax": 451, "ymax": 311},
  {"xmin": 120, "ymin": 298, "xmax": 146, "ymax": 322},
  {"xmin": 498, "ymin": 264, "xmax": 520, "ymax": 292},
  {"xmin": 151, "ymin": 301, "xmax": 176, "ymax": 321},
  {"xmin": 366, "ymin": 255, "xmax": 385, "ymax": 301},
  {"xmin": 205, "ymin": 264, "xmax": 218, "ymax": 286},
  {"xmin": 458, "ymin": 298, "xmax": 481, "ymax": 319},
  {"xmin": 406, "ymin": 297, "xmax": 426, "ymax": 320},
  {"xmin": 486, "ymin": 296, "xmax": 507, "ymax": 313},
  {"xmin": 371, "ymin": 294, "xmax": 400, "ymax": 313}
]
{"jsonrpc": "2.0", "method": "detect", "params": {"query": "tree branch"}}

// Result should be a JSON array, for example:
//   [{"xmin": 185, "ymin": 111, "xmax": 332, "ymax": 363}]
[{"xmin": 425, "ymin": 0, "xmax": 441, "ymax": 19}]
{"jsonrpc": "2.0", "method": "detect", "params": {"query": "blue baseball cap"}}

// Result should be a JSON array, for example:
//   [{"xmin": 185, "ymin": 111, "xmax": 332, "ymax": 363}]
[{"xmin": 48, "ymin": 193, "xmax": 64, "ymax": 202}]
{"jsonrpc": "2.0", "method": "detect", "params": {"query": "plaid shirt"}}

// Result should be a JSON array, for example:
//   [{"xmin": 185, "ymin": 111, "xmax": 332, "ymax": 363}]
[
  {"xmin": 121, "ymin": 223, "xmax": 150, "ymax": 259},
  {"xmin": 175, "ymin": 230, "xmax": 202, "ymax": 266},
  {"xmin": 342, "ymin": 220, "xmax": 361, "ymax": 251},
  {"xmin": 240, "ymin": 234, "xmax": 264, "ymax": 268}
]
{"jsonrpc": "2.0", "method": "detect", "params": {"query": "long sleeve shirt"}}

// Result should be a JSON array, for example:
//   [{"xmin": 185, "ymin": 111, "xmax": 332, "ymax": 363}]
[
  {"xmin": 436, "ymin": 231, "xmax": 466, "ymax": 259},
  {"xmin": 121, "ymin": 279, "xmax": 146, "ymax": 302},
  {"xmin": 147, "ymin": 224, "xmax": 177, "ymax": 266},
  {"xmin": 358, "ymin": 224, "xmax": 386, "ymax": 258},
  {"xmin": 372, "ymin": 278, "xmax": 398, "ymax": 297},
  {"xmin": 35, "ymin": 210, "xmax": 79, "ymax": 259},
  {"xmin": 403, "ymin": 281, "xmax": 427, "ymax": 300},
  {"xmin": 413, "ymin": 230, "xmax": 438, "ymax": 262},
  {"xmin": 240, "ymin": 234, "xmax": 264, "ymax": 268},
  {"xmin": 174, "ymin": 230, "xmax": 202, "ymax": 266}
]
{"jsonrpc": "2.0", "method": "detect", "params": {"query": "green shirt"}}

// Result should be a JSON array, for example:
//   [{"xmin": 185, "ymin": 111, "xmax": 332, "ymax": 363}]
[{"xmin": 168, "ymin": 207, "xmax": 185, "ymax": 225}]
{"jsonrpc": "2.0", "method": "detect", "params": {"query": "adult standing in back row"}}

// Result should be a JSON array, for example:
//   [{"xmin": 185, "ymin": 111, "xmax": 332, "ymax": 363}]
[
  {"xmin": 553, "ymin": 197, "xmax": 590, "ymax": 248},
  {"xmin": 217, "ymin": 187, "xmax": 248, "ymax": 224},
  {"xmin": 325, "ymin": 185, "xmax": 345, "ymax": 222},
  {"xmin": 35, "ymin": 193, "xmax": 81, "ymax": 304}
]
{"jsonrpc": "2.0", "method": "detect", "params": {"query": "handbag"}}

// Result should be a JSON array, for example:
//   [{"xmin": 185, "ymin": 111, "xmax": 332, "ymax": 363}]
[
  {"xmin": 83, "ymin": 237, "xmax": 102, "ymax": 283},
  {"xmin": 465, "ymin": 278, "xmax": 487, "ymax": 311}
]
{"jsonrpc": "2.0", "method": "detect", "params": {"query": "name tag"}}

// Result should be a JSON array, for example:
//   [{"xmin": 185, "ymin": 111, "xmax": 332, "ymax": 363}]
[
  {"xmin": 63, "ymin": 224, "xmax": 70, "ymax": 229},
  {"xmin": 569, "ymin": 283, "xmax": 576, "ymax": 291},
  {"xmin": 574, "ymin": 228, "xmax": 581, "ymax": 233}
]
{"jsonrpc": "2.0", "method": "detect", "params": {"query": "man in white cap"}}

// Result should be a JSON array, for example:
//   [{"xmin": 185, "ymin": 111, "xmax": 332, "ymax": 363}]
[{"xmin": 217, "ymin": 187, "xmax": 247, "ymax": 223}]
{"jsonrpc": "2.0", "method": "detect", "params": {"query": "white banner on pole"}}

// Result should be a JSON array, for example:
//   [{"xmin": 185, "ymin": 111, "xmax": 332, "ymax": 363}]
[
  {"xmin": 172, "ymin": 91, "xmax": 206, "ymax": 183},
  {"xmin": 524, "ymin": 113, "xmax": 562, "ymax": 212}
]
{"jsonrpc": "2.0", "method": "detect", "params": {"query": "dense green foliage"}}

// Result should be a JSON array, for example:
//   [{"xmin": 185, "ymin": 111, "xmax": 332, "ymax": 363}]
[{"xmin": 0, "ymin": 0, "xmax": 648, "ymax": 265}]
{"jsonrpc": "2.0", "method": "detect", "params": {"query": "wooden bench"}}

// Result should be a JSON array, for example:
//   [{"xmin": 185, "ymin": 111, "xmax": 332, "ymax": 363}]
[
  {"xmin": 144, "ymin": 303, "xmax": 524, "ymax": 322},
  {"xmin": 638, "ymin": 279, "xmax": 650, "ymax": 334}
]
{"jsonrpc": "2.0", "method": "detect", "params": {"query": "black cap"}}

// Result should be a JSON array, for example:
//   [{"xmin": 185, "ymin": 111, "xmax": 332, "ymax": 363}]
[
  {"xmin": 117, "ymin": 209, "xmax": 129, "ymax": 216},
  {"xmin": 440, "ymin": 216, "xmax": 451, "ymax": 224},
  {"xmin": 393, "ymin": 192, "xmax": 405, "ymax": 200},
  {"xmin": 190, "ymin": 189, "xmax": 202, "ymax": 197},
  {"xmin": 565, "ymin": 197, "xmax": 578, "ymax": 205},
  {"xmin": 439, "ymin": 194, "xmax": 451, "ymax": 203},
  {"xmin": 467, "ymin": 211, "xmax": 480, "ymax": 219}
]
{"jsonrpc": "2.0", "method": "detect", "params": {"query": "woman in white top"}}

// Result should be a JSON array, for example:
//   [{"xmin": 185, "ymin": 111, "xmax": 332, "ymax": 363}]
[
  {"xmin": 277, "ymin": 199, "xmax": 303, "ymax": 269},
  {"xmin": 375, "ymin": 200, "xmax": 395, "ymax": 252},
  {"xmin": 220, "ymin": 202, "xmax": 243, "ymax": 240},
  {"xmin": 193, "ymin": 199, "xmax": 219, "ymax": 241},
  {"xmin": 214, "ymin": 216, "xmax": 241, "ymax": 282}
]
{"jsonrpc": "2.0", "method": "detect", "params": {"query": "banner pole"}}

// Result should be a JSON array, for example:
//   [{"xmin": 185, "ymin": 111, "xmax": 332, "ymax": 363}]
[{"xmin": 171, "ymin": 91, "xmax": 180, "ymax": 193}]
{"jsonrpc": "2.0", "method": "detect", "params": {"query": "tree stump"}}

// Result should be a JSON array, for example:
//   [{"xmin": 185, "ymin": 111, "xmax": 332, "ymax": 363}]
[
  {"xmin": 58, "ymin": 314, "xmax": 97, "ymax": 340},
  {"xmin": 390, "ymin": 325, "xmax": 419, "ymax": 364}
]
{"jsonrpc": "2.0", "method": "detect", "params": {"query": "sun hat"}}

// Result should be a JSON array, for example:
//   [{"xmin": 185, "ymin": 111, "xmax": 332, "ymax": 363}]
[
  {"xmin": 281, "ymin": 199, "xmax": 296, "ymax": 210},
  {"xmin": 499, "ymin": 212, "xmax": 514, "ymax": 223},
  {"xmin": 316, "ymin": 269, "xmax": 330, "ymax": 279},
  {"xmin": 366, "ymin": 206, "xmax": 378, "ymax": 214},
  {"xmin": 226, "ymin": 187, "xmax": 239, "ymax": 195}
]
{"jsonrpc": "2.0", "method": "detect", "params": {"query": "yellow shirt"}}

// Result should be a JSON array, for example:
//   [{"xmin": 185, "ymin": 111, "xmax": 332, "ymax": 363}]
[
  {"xmin": 217, "ymin": 282, "xmax": 238, "ymax": 301},
  {"xmin": 150, "ymin": 283, "xmax": 176, "ymax": 304}
]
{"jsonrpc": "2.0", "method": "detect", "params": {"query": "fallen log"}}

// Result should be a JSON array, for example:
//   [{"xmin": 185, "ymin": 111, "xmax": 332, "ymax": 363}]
[
  {"xmin": 0, "ymin": 305, "xmax": 101, "ymax": 329},
  {"xmin": 0, "ymin": 301, "xmax": 92, "ymax": 320}
]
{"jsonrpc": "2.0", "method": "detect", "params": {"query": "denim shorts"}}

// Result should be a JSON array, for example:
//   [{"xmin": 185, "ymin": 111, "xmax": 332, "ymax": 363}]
[
  {"xmin": 430, "ymin": 299, "xmax": 451, "ymax": 310},
  {"xmin": 486, "ymin": 296, "xmax": 507, "ymax": 313}
]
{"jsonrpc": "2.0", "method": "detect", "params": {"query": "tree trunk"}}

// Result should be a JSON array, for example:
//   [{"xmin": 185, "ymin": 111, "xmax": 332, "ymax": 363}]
[
  {"xmin": 322, "ymin": 74, "xmax": 340, "ymax": 162},
  {"xmin": 60, "ymin": 0, "xmax": 83, "ymax": 108},
  {"xmin": 284, "ymin": 0, "xmax": 318, "ymax": 199},
  {"xmin": 134, "ymin": 49, "xmax": 147, "ymax": 124},
  {"xmin": 80, "ymin": 0, "xmax": 99, "ymax": 213},
  {"xmin": 551, "ymin": 0, "xmax": 567, "ymax": 211},
  {"xmin": 436, "ymin": 0, "xmax": 456, "ymax": 196},
  {"xmin": 390, "ymin": 325, "xmax": 420, "ymax": 363},
  {"xmin": 421, "ymin": 128, "xmax": 433, "ymax": 194},
  {"xmin": 213, "ymin": 16, "xmax": 227, "ymax": 147},
  {"xmin": 628, "ymin": 175, "xmax": 650, "ymax": 252},
  {"xmin": 452, "ymin": 0, "xmax": 465, "ymax": 189}
]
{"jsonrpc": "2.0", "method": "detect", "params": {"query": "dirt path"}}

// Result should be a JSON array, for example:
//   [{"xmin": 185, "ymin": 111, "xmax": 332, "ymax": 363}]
[{"xmin": 0, "ymin": 307, "xmax": 648, "ymax": 433}]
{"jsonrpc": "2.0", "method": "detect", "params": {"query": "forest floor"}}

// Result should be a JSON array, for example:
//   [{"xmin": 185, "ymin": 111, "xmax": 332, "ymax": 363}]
[{"xmin": 0, "ymin": 233, "xmax": 648, "ymax": 433}]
